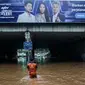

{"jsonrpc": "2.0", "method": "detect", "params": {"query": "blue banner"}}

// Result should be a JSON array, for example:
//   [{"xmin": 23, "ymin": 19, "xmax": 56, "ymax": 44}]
[
  {"xmin": 0, "ymin": 0, "xmax": 85, "ymax": 23},
  {"xmin": 23, "ymin": 41, "xmax": 32, "ymax": 50}
]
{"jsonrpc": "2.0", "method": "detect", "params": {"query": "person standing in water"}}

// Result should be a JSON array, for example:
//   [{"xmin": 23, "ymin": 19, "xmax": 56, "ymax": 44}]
[{"xmin": 27, "ymin": 59, "xmax": 37, "ymax": 78}]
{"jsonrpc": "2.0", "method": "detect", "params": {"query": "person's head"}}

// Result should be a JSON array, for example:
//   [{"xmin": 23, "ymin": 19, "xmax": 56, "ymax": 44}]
[
  {"xmin": 24, "ymin": 0, "xmax": 33, "ymax": 13},
  {"xmin": 52, "ymin": 1, "xmax": 60, "ymax": 14},
  {"xmin": 30, "ymin": 58, "xmax": 35, "ymax": 63},
  {"xmin": 39, "ymin": 3, "xmax": 46, "ymax": 14},
  {"xmin": 37, "ymin": 2, "xmax": 50, "ymax": 22}
]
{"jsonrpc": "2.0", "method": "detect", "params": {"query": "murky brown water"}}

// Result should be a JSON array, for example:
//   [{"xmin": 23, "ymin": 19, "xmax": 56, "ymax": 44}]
[{"xmin": 0, "ymin": 62, "xmax": 85, "ymax": 85}]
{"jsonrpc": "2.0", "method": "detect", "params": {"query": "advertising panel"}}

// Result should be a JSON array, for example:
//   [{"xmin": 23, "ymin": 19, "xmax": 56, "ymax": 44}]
[{"xmin": 0, "ymin": 0, "xmax": 85, "ymax": 23}]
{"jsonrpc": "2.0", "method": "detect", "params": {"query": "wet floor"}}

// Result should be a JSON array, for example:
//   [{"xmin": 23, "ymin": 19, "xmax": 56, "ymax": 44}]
[{"xmin": 0, "ymin": 62, "xmax": 85, "ymax": 85}]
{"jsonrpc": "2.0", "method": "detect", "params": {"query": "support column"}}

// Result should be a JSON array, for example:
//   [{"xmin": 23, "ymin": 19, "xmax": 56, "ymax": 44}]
[{"xmin": 25, "ymin": 29, "xmax": 33, "ymax": 63}]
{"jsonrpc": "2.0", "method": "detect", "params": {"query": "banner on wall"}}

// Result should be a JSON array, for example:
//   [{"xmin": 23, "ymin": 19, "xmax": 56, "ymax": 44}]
[
  {"xmin": 0, "ymin": 0, "xmax": 85, "ymax": 23},
  {"xmin": 23, "ymin": 41, "xmax": 32, "ymax": 50}
]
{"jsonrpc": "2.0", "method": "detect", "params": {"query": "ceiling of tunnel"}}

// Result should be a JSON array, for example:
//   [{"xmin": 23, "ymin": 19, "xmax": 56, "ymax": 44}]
[
  {"xmin": 0, "ymin": 32, "xmax": 25, "ymax": 40},
  {"xmin": 0, "ymin": 32, "xmax": 84, "ymax": 41},
  {"xmin": 31, "ymin": 32, "xmax": 85, "ymax": 42}
]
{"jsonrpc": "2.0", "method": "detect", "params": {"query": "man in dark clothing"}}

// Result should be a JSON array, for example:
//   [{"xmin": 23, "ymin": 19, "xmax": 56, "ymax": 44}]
[{"xmin": 51, "ymin": 1, "xmax": 65, "ymax": 22}]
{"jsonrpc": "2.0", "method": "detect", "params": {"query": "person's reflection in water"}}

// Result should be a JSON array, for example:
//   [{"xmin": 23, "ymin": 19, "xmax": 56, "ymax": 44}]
[
  {"xmin": 28, "ymin": 78, "xmax": 38, "ymax": 85},
  {"xmin": 27, "ymin": 59, "xmax": 37, "ymax": 78}
]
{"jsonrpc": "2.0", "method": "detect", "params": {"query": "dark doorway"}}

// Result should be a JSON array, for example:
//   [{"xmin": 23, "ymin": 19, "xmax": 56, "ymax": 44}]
[
  {"xmin": 0, "ymin": 32, "xmax": 25, "ymax": 64},
  {"xmin": 31, "ymin": 32, "xmax": 85, "ymax": 62}
]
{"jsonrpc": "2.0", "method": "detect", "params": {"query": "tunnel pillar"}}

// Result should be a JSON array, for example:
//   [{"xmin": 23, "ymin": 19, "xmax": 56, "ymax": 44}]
[{"xmin": 24, "ymin": 29, "xmax": 33, "ymax": 63}]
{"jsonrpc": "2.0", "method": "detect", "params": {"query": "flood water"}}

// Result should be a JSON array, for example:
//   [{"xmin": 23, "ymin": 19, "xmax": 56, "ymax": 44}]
[{"xmin": 0, "ymin": 62, "xmax": 85, "ymax": 85}]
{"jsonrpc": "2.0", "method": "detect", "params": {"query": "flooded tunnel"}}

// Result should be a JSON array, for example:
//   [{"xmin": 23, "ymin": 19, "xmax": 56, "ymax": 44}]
[
  {"xmin": 0, "ymin": 32, "xmax": 25, "ymax": 63},
  {"xmin": 31, "ymin": 32, "xmax": 85, "ymax": 62},
  {"xmin": 0, "ymin": 32, "xmax": 85, "ymax": 63}
]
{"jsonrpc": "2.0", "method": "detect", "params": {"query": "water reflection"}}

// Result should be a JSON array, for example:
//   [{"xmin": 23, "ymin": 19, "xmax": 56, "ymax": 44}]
[
  {"xmin": 0, "ymin": 62, "xmax": 85, "ymax": 85},
  {"xmin": 21, "ymin": 64, "xmax": 27, "ymax": 71},
  {"xmin": 20, "ymin": 75, "xmax": 44, "ymax": 85}
]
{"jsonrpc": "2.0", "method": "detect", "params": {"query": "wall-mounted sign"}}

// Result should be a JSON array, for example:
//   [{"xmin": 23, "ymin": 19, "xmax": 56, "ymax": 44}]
[{"xmin": 23, "ymin": 41, "xmax": 32, "ymax": 50}]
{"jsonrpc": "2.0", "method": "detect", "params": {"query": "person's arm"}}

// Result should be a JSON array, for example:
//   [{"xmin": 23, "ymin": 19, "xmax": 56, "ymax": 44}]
[
  {"xmin": 17, "ymin": 14, "xmax": 23, "ymax": 22},
  {"xmin": 35, "ymin": 14, "xmax": 41, "ymax": 22},
  {"xmin": 17, "ymin": 15, "xmax": 21, "ymax": 22},
  {"xmin": 27, "ymin": 65, "xmax": 29, "ymax": 70},
  {"xmin": 56, "ymin": 16, "xmax": 61, "ymax": 22},
  {"xmin": 58, "ymin": 13, "xmax": 65, "ymax": 22},
  {"xmin": 36, "ymin": 64, "xmax": 38, "ymax": 69}
]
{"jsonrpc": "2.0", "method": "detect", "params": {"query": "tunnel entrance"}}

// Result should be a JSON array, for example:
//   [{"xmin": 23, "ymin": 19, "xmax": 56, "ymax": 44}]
[
  {"xmin": 0, "ymin": 32, "xmax": 25, "ymax": 64},
  {"xmin": 31, "ymin": 32, "xmax": 85, "ymax": 62}
]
